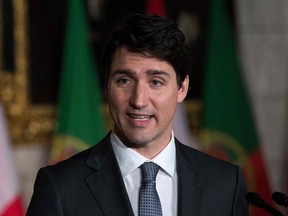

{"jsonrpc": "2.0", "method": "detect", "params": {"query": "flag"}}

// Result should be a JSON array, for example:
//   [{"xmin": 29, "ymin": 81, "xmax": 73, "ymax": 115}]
[
  {"xmin": 200, "ymin": 0, "xmax": 272, "ymax": 215},
  {"xmin": 145, "ymin": 0, "xmax": 166, "ymax": 16},
  {"xmin": 50, "ymin": 0, "xmax": 106, "ymax": 163},
  {"xmin": 0, "ymin": 103, "xmax": 25, "ymax": 216}
]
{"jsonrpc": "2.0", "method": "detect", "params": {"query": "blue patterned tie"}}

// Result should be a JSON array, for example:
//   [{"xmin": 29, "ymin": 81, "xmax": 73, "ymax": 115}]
[{"xmin": 139, "ymin": 162, "xmax": 162, "ymax": 216}]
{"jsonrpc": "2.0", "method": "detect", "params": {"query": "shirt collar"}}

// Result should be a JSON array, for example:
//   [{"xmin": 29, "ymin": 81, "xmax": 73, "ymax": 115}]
[{"xmin": 110, "ymin": 131, "xmax": 176, "ymax": 178}]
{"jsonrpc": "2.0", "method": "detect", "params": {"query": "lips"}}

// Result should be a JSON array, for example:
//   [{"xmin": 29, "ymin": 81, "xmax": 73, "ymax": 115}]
[{"xmin": 127, "ymin": 113, "xmax": 153, "ymax": 120}]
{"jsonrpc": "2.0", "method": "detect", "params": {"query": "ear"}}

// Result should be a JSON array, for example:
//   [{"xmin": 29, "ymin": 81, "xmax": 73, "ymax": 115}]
[{"xmin": 177, "ymin": 75, "xmax": 189, "ymax": 103}]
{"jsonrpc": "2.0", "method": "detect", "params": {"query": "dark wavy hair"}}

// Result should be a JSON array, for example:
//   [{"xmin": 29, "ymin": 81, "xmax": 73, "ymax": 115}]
[{"xmin": 101, "ymin": 13, "xmax": 192, "ymax": 88}]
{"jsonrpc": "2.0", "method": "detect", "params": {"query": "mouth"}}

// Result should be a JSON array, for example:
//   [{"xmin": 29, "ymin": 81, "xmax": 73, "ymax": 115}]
[{"xmin": 127, "ymin": 113, "xmax": 153, "ymax": 120}]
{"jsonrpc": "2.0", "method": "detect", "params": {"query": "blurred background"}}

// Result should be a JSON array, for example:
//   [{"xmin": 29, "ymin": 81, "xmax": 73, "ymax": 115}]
[{"xmin": 0, "ymin": 0, "xmax": 287, "ymax": 215}]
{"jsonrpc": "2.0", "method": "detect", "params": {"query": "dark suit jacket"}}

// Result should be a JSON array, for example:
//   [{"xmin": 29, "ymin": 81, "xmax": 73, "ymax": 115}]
[{"xmin": 27, "ymin": 134, "xmax": 248, "ymax": 216}]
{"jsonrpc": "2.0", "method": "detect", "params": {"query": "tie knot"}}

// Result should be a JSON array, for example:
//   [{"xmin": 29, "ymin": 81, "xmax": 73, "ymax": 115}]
[{"xmin": 141, "ymin": 162, "xmax": 160, "ymax": 182}]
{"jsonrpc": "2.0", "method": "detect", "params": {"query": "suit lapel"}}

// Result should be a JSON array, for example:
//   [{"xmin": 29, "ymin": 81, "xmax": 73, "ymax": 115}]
[
  {"xmin": 85, "ymin": 136, "xmax": 134, "ymax": 216},
  {"xmin": 83, "ymin": 135, "xmax": 207, "ymax": 216},
  {"xmin": 176, "ymin": 141, "xmax": 207, "ymax": 216}
]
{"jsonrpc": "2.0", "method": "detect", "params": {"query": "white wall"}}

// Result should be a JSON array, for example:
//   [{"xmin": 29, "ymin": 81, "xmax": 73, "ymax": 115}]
[{"xmin": 236, "ymin": 0, "xmax": 288, "ymax": 192}]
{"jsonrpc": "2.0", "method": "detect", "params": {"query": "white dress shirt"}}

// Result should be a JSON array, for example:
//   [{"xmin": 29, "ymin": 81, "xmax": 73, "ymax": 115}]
[{"xmin": 110, "ymin": 131, "xmax": 178, "ymax": 216}]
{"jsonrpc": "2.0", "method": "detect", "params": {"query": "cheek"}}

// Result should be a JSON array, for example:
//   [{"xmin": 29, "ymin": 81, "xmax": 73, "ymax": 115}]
[
  {"xmin": 153, "ymin": 91, "xmax": 178, "ymax": 112},
  {"xmin": 159, "ymin": 88, "xmax": 178, "ymax": 102},
  {"xmin": 107, "ymin": 93, "xmax": 122, "ymax": 124},
  {"xmin": 107, "ymin": 88, "xmax": 129, "ymax": 110}
]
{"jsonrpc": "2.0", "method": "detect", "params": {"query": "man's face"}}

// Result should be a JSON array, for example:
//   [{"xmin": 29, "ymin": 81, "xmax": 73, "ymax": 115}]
[{"xmin": 106, "ymin": 47, "xmax": 189, "ymax": 154}]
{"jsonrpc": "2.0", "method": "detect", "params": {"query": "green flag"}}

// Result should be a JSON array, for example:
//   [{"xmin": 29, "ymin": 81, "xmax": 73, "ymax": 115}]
[
  {"xmin": 200, "ymin": 0, "xmax": 272, "ymax": 215},
  {"xmin": 51, "ymin": 0, "xmax": 106, "ymax": 163}
]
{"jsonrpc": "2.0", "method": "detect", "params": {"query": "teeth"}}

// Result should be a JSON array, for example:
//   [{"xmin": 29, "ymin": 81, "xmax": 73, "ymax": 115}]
[{"xmin": 129, "ymin": 114, "xmax": 150, "ymax": 119}]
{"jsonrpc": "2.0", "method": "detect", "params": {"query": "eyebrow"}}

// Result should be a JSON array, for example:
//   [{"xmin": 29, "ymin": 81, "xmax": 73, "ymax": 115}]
[
  {"xmin": 111, "ymin": 69, "xmax": 171, "ymax": 77},
  {"xmin": 111, "ymin": 69, "xmax": 133, "ymax": 76},
  {"xmin": 146, "ymin": 69, "xmax": 171, "ymax": 78}
]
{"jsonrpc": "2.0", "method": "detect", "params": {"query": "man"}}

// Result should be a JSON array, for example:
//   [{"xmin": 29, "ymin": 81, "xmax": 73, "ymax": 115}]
[{"xmin": 27, "ymin": 14, "xmax": 248, "ymax": 216}]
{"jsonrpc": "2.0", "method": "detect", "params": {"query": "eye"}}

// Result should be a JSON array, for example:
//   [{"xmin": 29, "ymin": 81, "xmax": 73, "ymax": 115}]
[
  {"xmin": 117, "ymin": 78, "xmax": 131, "ymax": 85},
  {"xmin": 151, "ymin": 79, "xmax": 163, "ymax": 86}
]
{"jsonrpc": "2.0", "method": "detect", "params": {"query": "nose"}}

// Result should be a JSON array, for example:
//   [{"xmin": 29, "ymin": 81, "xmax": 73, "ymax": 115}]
[{"xmin": 129, "ymin": 83, "xmax": 149, "ymax": 109}]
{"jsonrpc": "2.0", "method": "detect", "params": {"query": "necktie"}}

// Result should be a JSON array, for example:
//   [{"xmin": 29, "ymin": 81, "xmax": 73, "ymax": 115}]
[{"xmin": 139, "ymin": 162, "xmax": 162, "ymax": 216}]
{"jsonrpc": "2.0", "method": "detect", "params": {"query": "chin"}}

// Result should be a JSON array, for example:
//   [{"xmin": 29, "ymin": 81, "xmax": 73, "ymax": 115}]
[
  {"xmin": 115, "ymin": 126, "xmax": 156, "ymax": 144},
  {"xmin": 123, "ymin": 133, "xmax": 153, "ymax": 147}
]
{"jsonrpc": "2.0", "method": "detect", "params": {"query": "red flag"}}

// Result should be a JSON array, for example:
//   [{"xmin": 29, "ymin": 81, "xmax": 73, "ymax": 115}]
[
  {"xmin": 145, "ymin": 0, "xmax": 166, "ymax": 16},
  {"xmin": 0, "ymin": 103, "xmax": 25, "ymax": 216}
]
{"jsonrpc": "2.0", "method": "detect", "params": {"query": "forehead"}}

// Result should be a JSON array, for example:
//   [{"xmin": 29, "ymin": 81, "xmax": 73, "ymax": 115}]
[{"xmin": 110, "ymin": 47, "xmax": 176, "ymax": 76}]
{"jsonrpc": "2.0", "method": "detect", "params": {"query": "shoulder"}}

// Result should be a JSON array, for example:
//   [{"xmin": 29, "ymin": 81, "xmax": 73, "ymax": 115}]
[
  {"xmin": 175, "ymin": 139, "xmax": 248, "ymax": 214},
  {"xmin": 44, "ymin": 134, "xmax": 113, "ymax": 178},
  {"xmin": 175, "ymin": 139, "xmax": 240, "ymax": 177}
]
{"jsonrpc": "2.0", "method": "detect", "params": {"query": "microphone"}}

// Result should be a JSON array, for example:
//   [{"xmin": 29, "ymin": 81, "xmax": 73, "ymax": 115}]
[
  {"xmin": 272, "ymin": 191, "xmax": 288, "ymax": 207},
  {"xmin": 246, "ymin": 192, "xmax": 285, "ymax": 216}
]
